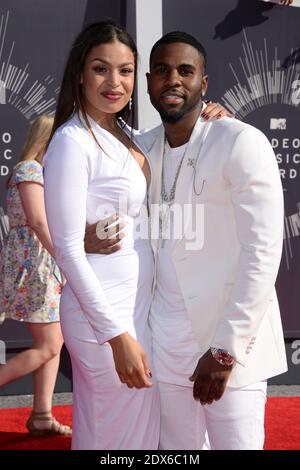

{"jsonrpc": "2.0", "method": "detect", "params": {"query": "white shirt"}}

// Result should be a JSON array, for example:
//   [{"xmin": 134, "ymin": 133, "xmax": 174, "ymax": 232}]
[{"xmin": 150, "ymin": 141, "xmax": 203, "ymax": 386}]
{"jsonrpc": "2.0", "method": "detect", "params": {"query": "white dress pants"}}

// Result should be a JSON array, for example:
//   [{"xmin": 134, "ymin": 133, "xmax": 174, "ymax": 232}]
[{"xmin": 158, "ymin": 380, "xmax": 267, "ymax": 450}]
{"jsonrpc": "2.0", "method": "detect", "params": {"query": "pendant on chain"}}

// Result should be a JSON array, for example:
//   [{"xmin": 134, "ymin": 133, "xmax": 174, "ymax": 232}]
[{"xmin": 159, "ymin": 201, "xmax": 172, "ymax": 248}]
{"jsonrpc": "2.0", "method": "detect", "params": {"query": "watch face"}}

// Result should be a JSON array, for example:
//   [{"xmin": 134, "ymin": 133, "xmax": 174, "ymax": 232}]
[{"xmin": 211, "ymin": 348, "xmax": 234, "ymax": 366}]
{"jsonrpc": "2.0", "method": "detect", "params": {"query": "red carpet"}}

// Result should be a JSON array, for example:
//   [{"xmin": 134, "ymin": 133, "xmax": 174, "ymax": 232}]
[
  {"xmin": 0, "ymin": 405, "xmax": 72, "ymax": 450},
  {"xmin": 0, "ymin": 397, "xmax": 299, "ymax": 450},
  {"xmin": 264, "ymin": 397, "xmax": 300, "ymax": 450}
]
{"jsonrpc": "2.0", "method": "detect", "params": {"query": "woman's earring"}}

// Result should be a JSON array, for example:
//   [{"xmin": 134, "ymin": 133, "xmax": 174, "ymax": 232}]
[{"xmin": 129, "ymin": 97, "xmax": 132, "ymax": 111}]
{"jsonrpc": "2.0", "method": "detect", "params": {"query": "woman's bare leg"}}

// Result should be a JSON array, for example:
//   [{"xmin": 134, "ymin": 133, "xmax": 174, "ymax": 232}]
[
  {"xmin": 30, "ymin": 322, "xmax": 63, "ymax": 413},
  {"xmin": 0, "ymin": 322, "xmax": 63, "ymax": 387}
]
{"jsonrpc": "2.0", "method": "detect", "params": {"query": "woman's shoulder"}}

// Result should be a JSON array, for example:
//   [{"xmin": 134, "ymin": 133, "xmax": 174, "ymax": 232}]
[
  {"xmin": 45, "ymin": 115, "xmax": 100, "ymax": 173},
  {"xmin": 51, "ymin": 114, "xmax": 97, "ymax": 153}
]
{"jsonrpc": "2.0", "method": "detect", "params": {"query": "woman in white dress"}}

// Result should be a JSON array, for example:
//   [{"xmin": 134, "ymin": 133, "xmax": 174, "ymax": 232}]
[{"xmin": 44, "ymin": 21, "xmax": 159, "ymax": 450}]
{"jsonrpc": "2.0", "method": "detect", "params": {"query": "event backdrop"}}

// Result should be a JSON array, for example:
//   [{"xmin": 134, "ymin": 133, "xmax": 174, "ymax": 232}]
[{"xmin": 163, "ymin": 0, "xmax": 300, "ymax": 337}]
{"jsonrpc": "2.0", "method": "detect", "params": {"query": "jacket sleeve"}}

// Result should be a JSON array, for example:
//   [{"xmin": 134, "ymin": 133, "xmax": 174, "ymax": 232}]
[
  {"xmin": 44, "ymin": 133, "xmax": 127, "ymax": 344},
  {"xmin": 211, "ymin": 127, "xmax": 284, "ymax": 365}
]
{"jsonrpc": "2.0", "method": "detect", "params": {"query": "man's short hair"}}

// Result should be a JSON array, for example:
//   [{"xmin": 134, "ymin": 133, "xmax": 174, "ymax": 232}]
[{"xmin": 149, "ymin": 31, "xmax": 207, "ymax": 71}]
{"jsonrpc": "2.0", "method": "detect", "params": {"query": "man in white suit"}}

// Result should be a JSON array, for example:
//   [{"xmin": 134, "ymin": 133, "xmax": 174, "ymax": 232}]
[{"xmin": 136, "ymin": 31, "xmax": 287, "ymax": 450}]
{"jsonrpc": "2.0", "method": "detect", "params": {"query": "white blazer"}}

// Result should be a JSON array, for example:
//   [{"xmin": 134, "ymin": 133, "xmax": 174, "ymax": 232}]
[{"xmin": 136, "ymin": 116, "xmax": 287, "ymax": 388}]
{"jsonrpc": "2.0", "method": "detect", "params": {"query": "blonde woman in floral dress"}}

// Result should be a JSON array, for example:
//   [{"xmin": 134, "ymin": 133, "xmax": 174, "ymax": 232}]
[{"xmin": 0, "ymin": 115, "xmax": 71, "ymax": 436}]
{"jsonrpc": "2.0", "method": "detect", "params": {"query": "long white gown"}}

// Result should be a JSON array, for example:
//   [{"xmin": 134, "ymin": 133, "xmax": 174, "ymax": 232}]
[{"xmin": 44, "ymin": 114, "xmax": 159, "ymax": 450}]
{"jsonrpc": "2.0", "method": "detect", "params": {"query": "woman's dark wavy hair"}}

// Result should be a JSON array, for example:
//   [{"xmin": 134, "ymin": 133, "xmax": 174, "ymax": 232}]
[{"xmin": 49, "ymin": 20, "xmax": 137, "ymax": 145}]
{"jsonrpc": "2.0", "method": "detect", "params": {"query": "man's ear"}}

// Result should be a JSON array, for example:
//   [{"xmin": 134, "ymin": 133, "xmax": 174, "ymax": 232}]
[
  {"xmin": 146, "ymin": 72, "xmax": 150, "ymax": 93},
  {"xmin": 202, "ymin": 74, "xmax": 209, "ymax": 97}
]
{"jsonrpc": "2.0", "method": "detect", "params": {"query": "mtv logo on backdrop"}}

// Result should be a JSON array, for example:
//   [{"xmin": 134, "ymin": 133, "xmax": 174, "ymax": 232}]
[
  {"xmin": 0, "ymin": 80, "xmax": 5, "ymax": 104},
  {"xmin": 270, "ymin": 118, "xmax": 287, "ymax": 130}
]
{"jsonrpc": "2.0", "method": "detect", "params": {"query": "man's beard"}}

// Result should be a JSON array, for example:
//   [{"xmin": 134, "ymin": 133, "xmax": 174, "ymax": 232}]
[
  {"xmin": 157, "ymin": 107, "xmax": 186, "ymax": 124},
  {"xmin": 155, "ymin": 97, "xmax": 201, "ymax": 124}
]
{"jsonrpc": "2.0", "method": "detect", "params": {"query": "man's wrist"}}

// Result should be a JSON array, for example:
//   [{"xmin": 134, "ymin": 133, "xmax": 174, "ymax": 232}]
[{"xmin": 210, "ymin": 347, "xmax": 235, "ymax": 367}]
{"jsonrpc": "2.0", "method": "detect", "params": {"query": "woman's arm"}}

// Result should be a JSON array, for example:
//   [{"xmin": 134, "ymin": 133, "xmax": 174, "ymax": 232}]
[
  {"xmin": 18, "ymin": 181, "xmax": 55, "ymax": 257},
  {"xmin": 44, "ymin": 133, "xmax": 126, "ymax": 343}
]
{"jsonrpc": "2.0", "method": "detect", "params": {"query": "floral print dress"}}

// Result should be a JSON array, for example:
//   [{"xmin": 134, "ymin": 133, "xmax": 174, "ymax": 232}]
[{"xmin": 0, "ymin": 160, "xmax": 61, "ymax": 322}]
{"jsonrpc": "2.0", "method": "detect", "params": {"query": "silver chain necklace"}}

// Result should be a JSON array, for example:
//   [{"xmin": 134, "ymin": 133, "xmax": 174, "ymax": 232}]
[
  {"xmin": 159, "ymin": 140, "xmax": 189, "ymax": 247},
  {"xmin": 161, "ymin": 141, "xmax": 188, "ymax": 204}
]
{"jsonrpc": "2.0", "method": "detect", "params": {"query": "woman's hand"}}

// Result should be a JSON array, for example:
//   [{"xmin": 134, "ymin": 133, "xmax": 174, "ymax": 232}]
[
  {"xmin": 109, "ymin": 332, "xmax": 153, "ymax": 389},
  {"xmin": 202, "ymin": 100, "xmax": 235, "ymax": 120}
]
